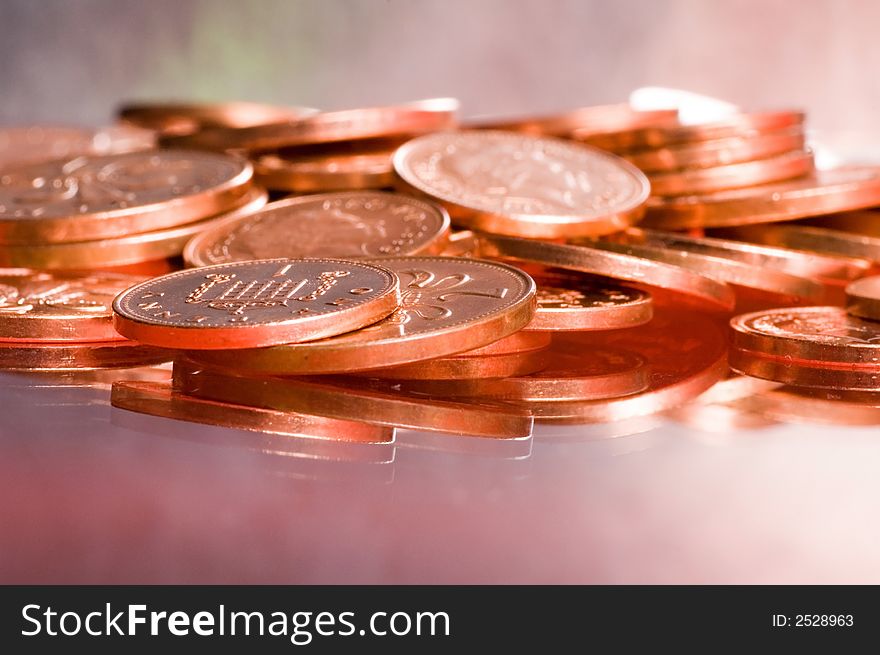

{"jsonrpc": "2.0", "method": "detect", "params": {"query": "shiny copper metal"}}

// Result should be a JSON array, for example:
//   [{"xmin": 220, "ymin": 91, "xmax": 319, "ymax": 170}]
[
  {"xmin": 173, "ymin": 358, "xmax": 533, "ymax": 439},
  {"xmin": 588, "ymin": 238, "xmax": 824, "ymax": 301},
  {"xmin": 624, "ymin": 228, "xmax": 872, "ymax": 283},
  {"xmin": 729, "ymin": 348, "xmax": 880, "ymax": 391},
  {"xmin": 161, "ymin": 98, "xmax": 459, "ymax": 152},
  {"xmin": 643, "ymin": 167, "xmax": 880, "ymax": 230},
  {"xmin": 716, "ymin": 217, "xmax": 880, "ymax": 263},
  {"xmin": 361, "ymin": 349, "xmax": 548, "ymax": 380},
  {"xmin": 0, "ymin": 339, "xmax": 172, "ymax": 370},
  {"xmin": 254, "ymin": 148, "xmax": 395, "ymax": 192},
  {"xmin": 0, "ymin": 186, "xmax": 268, "ymax": 270},
  {"xmin": 647, "ymin": 149, "xmax": 814, "ymax": 196},
  {"xmin": 846, "ymin": 276, "xmax": 880, "ymax": 321},
  {"xmin": 184, "ymin": 191, "xmax": 450, "ymax": 267},
  {"xmin": 186, "ymin": 257, "xmax": 536, "ymax": 373},
  {"xmin": 399, "ymin": 344, "xmax": 648, "ymax": 401},
  {"xmin": 475, "ymin": 233, "xmax": 735, "ymax": 310},
  {"xmin": 0, "ymin": 124, "xmax": 155, "ymax": 170},
  {"xmin": 461, "ymin": 329, "xmax": 551, "ymax": 356},
  {"xmin": 731, "ymin": 306, "xmax": 880, "ymax": 366},
  {"xmin": 111, "ymin": 380, "xmax": 394, "ymax": 443},
  {"xmin": 112, "ymin": 259, "xmax": 400, "ymax": 350},
  {"xmin": 624, "ymin": 128, "xmax": 806, "ymax": 173},
  {"xmin": 465, "ymin": 104, "xmax": 678, "ymax": 137},
  {"xmin": 0, "ymin": 150, "xmax": 253, "ymax": 244},
  {"xmin": 577, "ymin": 110, "xmax": 805, "ymax": 151},
  {"xmin": 526, "ymin": 276, "xmax": 654, "ymax": 331},
  {"xmin": 393, "ymin": 130, "xmax": 650, "ymax": 238},
  {"xmin": 0, "ymin": 269, "xmax": 144, "ymax": 341},
  {"xmin": 440, "ymin": 230, "xmax": 480, "ymax": 257},
  {"xmin": 118, "ymin": 101, "xmax": 316, "ymax": 136}
]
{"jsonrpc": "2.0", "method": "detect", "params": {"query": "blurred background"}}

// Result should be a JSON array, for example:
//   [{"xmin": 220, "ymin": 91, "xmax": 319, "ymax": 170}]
[{"xmin": 3, "ymin": 0, "xmax": 879, "ymax": 134}]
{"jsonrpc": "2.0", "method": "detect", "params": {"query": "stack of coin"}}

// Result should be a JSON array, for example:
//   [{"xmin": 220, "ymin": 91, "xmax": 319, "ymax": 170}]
[
  {"xmin": 0, "ymin": 269, "xmax": 172, "ymax": 370},
  {"xmin": 151, "ymin": 98, "xmax": 460, "ymax": 196},
  {"xmin": 0, "ymin": 148, "xmax": 266, "ymax": 271},
  {"xmin": 574, "ymin": 110, "xmax": 814, "ymax": 199},
  {"xmin": 6, "ymin": 96, "xmax": 880, "ymax": 437}
]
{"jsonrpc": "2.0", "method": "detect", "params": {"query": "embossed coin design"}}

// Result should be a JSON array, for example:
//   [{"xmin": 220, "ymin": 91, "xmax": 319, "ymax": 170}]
[
  {"xmin": 527, "ymin": 277, "xmax": 653, "ymax": 331},
  {"xmin": 0, "ymin": 150, "xmax": 253, "ymax": 243},
  {"xmin": 730, "ymin": 306, "xmax": 880, "ymax": 366},
  {"xmin": 112, "ymin": 258, "xmax": 400, "ymax": 349},
  {"xmin": 186, "ymin": 257, "xmax": 536, "ymax": 373},
  {"xmin": 845, "ymin": 276, "xmax": 880, "ymax": 322},
  {"xmin": 643, "ymin": 167, "xmax": 880, "ymax": 229},
  {"xmin": 0, "ymin": 269, "xmax": 144, "ymax": 342},
  {"xmin": 184, "ymin": 191, "xmax": 450, "ymax": 267},
  {"xmin": 393, "ymin": 130, "xmax": 650, "ymax": 238}
]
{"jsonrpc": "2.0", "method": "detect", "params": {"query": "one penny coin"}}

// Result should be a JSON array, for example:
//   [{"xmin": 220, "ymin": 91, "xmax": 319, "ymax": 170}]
[{"xmin": 112, "ymin": 258, "xmax": 400, "ymax": 349}]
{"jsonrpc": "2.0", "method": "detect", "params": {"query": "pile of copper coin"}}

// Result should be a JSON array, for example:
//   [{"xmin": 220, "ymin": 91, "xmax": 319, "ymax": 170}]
[{"xmin": 4, "ymin": 95, "xmax": 880, "ymax": 443}]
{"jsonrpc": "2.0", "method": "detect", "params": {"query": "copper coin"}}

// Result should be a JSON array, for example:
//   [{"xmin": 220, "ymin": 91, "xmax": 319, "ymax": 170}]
[
  {"xmin": 465, "ymin": 104, "xmax": 678, "ymax": 137},
  {"xmin": 527, "ymin": 277, "xmax": 653, "ymax": 331},
  {"xmin": 626, "ymin": 228, "xmax": 872, "ymax": 283},
  {"xmin": 0, "ymin": 339, "xmax": 172, "ymax": 370},
  {"xmin": 716, "ymin": 216, "xmax": 880, "ymax": 262},
  {"xmin": 254, "ymin": 149, "xmax": 395, "ymax": 192},
  {"xmin": 624, "ymin": 128, "xmax": 806, "ymax": 173},
  {"xmin": 577, "ymin": 110, "xmax": 805, "ymax": 151},
  {"xmin": 183, "ymin": 191, "xmax": 450, "ymax": 267},
  {"xmin": 730, "ymin": 306, "xmax": 880, "ymax": 366},
  {"xmin": 475, "ymin": 233, "xmax": 735, "ymax": 310},
  {"xmin": 729, "ymin": 348, "xmax": 880, "ymax": 391},
  {"xmin": 112, "ymin": 258, "xmax": 400, "ymax": 350},
  {"xmin": 589, "ymin": 239, "xmax": 824, "ymax": 301},
  {"xmin": 161, "ymin": 98, "xmax": 459, "ymax": 152},
  {"xmin": 0, "ymin": 150, "xmax": 253, "ymax": 244},
  {"xmin": 440, "ymin": 230, "xmax": 480, "ymax": 257},
  {"xmin": 0, "ymin": 124, "xmax": 155, "ymax": 171},
  {"xmin": 846, "ymin": 276, "xmax": 880, "ymax": 321},
  {"xmin": 111, "ymin": 380, "xmax": 394, "ymax": 444},
  {"xmin": 647, "ymin": 149, "xmax": 814, "ymax": 197},
  {"xmin": 459, "ymin": 329, "xmax": 551, "ymax": 356},
  {"xmin": 186, "ymin": 256, "xmax": 536, "ymax": 373},
  {"xmin": 360, "ymin": 348, "xmax": 548, "ymax": 381},
  {"xmin": 393, "ymin": 130, "xmax": 650, "ymax": 238},
  {"xmin": 118, "ymin": 101, "xmax": 316, "ymax": 136},
  {"xmin": 0, "ymin": 186, "xmax": 268, "ymax": 270},
  {"xmin": 400, "ymin": 344, "xmax": 649, "ymax": 402},
  {"xmin": 516, "ymin": 304, "xmax": 729, "ymax": 423},
  {"xmin": 0, "ymin": 269, "xmax": 144, "ymax": 342},
  {"xmin": 643, "ymin": 167, "xmax": 880, "ymax": 229},
  {"xmin": 173, "ymin": 357, "xmax": 533, "ymax": 439}
]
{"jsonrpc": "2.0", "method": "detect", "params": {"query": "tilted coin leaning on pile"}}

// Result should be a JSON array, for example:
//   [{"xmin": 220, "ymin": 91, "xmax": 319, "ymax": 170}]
[{"xmin": 4, "ymin": 96, "xmax": 880, "ymax": 441}]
